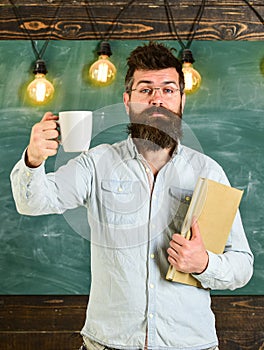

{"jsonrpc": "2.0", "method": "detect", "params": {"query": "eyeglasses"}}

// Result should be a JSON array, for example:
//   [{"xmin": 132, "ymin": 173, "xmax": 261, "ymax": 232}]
[{"xmin": 128, "ymin": 85, "xmax": 181, "ymax": 100}]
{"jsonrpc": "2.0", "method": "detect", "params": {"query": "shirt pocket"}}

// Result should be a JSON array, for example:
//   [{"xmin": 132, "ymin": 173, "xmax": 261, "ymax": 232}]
[
  {"xmin": 168, "ymin": 186, "xmax": 193, "ymax": 232},
  {"xmin": 96, "ymin": 179, "xmax": 149, "ymax": 247},
  {"xmin": 100, "ymin": 179, "xmax": 144, "ymax": 218}
]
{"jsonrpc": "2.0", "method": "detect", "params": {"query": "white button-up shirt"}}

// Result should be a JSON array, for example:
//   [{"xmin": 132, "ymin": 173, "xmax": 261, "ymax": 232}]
[{"xmin": 10, "ymin": 137, "xmax": 253, "ymax": 350}]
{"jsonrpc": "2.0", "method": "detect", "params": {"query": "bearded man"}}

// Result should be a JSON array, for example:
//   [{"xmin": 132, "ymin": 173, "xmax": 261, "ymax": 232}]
[{"xmin": 11, "ymin": 42, "xmax": 253, "ymax": 350}]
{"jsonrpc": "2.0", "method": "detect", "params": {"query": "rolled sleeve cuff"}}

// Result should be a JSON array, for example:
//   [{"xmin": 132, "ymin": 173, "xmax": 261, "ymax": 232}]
[{"xmin": 191, "ymin": 251, "xmax": 220, "ymax": 289}]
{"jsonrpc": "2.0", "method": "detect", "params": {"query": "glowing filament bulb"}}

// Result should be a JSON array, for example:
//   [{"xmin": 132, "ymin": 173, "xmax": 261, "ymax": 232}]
[
  {"xmin": 89, "ymin": 55, "xmax": 116, "ymax": 84},
  {"xmin": 27, "ymin": 73, "xmax": 54, "ymax": 103},
  {"xmin": 27, "ymin": 60, "xmax": 54, "ymax": 104},
  {"xmin": 182, "ymin": 62, "xmax": 202, "ymax": 94},
  {"xmin": 97, "ymin": 61, "xmax": 109, "ymax": 82},
  {"xmin": 89, "ymin": 42, "xmax": 116, "ymax": 86},
  {"xmin": 181, "ymin": 49, "xmax": 202, "ymax": 94}
]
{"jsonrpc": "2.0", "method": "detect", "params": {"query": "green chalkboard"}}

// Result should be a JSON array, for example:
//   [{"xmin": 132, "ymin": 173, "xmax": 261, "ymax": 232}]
[{"xmin": 0, "ymin": 40, "xmax": 263, "ymax": 295}]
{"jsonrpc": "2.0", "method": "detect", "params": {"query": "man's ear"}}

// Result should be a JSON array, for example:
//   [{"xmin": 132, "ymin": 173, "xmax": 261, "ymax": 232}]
[
  {"xmin": 123, "ymin": 92, "xmax": 130, "ymax": 114},
  {"xmin": 181, "ymin": 92, "xmax": 186, "ymax": 113}
]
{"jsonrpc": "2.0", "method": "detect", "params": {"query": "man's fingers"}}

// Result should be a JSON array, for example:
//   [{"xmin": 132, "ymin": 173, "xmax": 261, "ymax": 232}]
[
  {"xmin": 41, "ymin": 120, "xmax": 59, "ymax": 132},
  {"xmin": 42, "ymin": 140, "xmax": 59, "ymax": 159},
  {"xmin": 43, "ymin": 129, "xmax": 59, "ymax": 140},
  {"xmin": 32, "ymin": 120, "xmax": 58, "ymax": 137},
  {"xmin": 171, "ymin": 233, "xmax": 185, "ymax": 245},
  {"xmin": 45, "ymin": 138, "xmax": 59, "ymax": 149},
  {"xmin": 167, "ymin": 246, "xmax": 178, "ymax": 258},
  {"xmin": 190, "ymin": 219, "xmax": 201, "ymax": 241},
  {"xmin": 41, "ymin": 112, "xmax": 58, "ymax": 122}
]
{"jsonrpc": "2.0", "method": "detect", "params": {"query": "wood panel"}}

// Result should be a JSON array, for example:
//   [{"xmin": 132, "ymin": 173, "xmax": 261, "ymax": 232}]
[
  {"xmin": 0, "ymin": 295, "xmax": 264, "ymax": 350},
  {"xmin": 0, "ymin": 0, "xmax": 263, "ymax": 40},
  {"xmin": 0, "ymin": 295, "xmax": 87, "ymax": 350},
  {"xmin": 211, "ymin": 296, "xmax": 264, "ymax": 349}
]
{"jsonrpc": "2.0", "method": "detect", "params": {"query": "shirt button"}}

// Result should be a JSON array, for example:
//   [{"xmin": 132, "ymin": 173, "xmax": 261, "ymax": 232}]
[
  {"xmin": 152, "ymin": 194, "xmax": 157, "ymax": 200},
  {"xmin": 150, "ymin": 253, "xmax": 155, "ymax": 259},
  {"xmin": 149, "ymin": 313, "xmax": 154, "ymax": 319},
  {"xmin": 145, "ymin": 167, "xmax": 151, "ymax": 173},
  {"xmin": 150, "ymin": 283, "xmax": 154, "ymax": 289},
  {"xmin": 118, "ymin": 187, "xmax": 123, "ymax": 192},
  {"xmin": 26, "ymin": 172, "xmax": 31, "ymax": 177}
]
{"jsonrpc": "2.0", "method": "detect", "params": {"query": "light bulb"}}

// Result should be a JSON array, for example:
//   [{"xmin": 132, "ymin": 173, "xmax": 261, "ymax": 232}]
[
  {"xmin": 182, "ymin": 62, "xmax": 201, "ymax": 94},
  {"xmin": 27, "ymin": 60, "xmax": 54, "ymax": 104},
  {"xmin": 260, "ymin": 56, "xmax": 264, "ymax": 77},
  {"xmin": 181, "ymin": 49, "xmax": 202, "ymax": 94},
  {"xmin": 89, "ymin": 42, "xmax": 116, "ymax": 86}
]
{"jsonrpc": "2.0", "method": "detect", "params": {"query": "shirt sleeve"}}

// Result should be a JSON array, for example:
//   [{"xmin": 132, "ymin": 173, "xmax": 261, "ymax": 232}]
[{"xmin": 10, "ymin": 150, "xmax": 92, "ymax": 216}]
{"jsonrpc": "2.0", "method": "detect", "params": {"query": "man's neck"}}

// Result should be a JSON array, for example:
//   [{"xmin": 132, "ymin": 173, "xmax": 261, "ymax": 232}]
[{"xmin": 134, "ymin": 140, "xmax": 173, "ymax": 175}]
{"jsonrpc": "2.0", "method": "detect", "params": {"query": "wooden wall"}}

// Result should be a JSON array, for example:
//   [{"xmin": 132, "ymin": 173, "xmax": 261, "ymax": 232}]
[
  {"xmin": 0, "ymin": 295, "xmax": 263, "ymax": 350},
  {"xmin": 0, "ymin": 0, "xmax": 263, "ymax": 41}
]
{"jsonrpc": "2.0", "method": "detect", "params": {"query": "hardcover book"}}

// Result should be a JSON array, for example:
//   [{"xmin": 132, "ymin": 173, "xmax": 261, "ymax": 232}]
[{"xmin": 166, "ymin": 177, "xmax": 244, "ymax": 288}]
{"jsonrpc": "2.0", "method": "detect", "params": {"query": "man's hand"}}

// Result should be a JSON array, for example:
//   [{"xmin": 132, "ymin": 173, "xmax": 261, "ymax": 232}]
[
  {"xmin": 26, "ymin": 112, "xmax": 59, "ymax": 168},
  {"xmin": 167, "ymin": 220, "xmax": 209, "ymax": 274}
]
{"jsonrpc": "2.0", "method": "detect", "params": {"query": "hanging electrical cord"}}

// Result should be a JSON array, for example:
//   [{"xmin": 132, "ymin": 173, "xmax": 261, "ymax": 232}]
[
  {"xmin": 84, "ymin": 0, "xmax": 101, "ymax": 41},
  {"xmin": 164, "ymin": 0, "xmax": 263, "ymax": 48},
  {"xmin": 85, "ymin": 0, "xmax": 136, "ymax": 85},
  {"xmin": 185, "ymin": 0, "xmax": 207, "ymax": 49},
  {"xmin": 164, "ymin": 0, "xmax": 206, "ymax": 94},
  {"xmin": 164, "ymin": 0, "xmax": 206, "ymax": 51},
  {"xmin": 9, "ymin": 0, "xmax": 64, "ymax": 104},
  {"xmin": 9, "ymin": 0, "xmax": 63, "ymax": 61},
  {"xmin": 241, "ymin": 0, "xmax": 264, "ymax": 26},
  {"xmin": 85, "ymin": 0, "xmax": 136, "ymax": 42},
  {"xmin": 164, "ymin": 0, "xmax": 185, "ymax": 50}
]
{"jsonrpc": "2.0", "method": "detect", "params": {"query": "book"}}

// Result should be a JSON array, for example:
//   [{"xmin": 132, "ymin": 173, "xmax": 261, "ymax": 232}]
[{"xmin": 166, "ymin": 177, "xmax": 244, "ymax": 288}]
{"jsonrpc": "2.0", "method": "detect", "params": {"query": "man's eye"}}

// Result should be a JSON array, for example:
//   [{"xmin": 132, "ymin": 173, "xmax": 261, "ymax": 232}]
[
  {"xmin": 140, "ymin": 88, "xmax": 152, "ymax": 94},
  {"xmin": 163, "ymin": 88, "xmax": 174, "ymax": 94}
]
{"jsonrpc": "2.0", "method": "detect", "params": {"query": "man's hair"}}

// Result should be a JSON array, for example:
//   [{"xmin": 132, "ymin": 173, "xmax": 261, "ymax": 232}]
[{"xmin": 125, "ymin": 42, "xmax": 184, "ymax": 94}]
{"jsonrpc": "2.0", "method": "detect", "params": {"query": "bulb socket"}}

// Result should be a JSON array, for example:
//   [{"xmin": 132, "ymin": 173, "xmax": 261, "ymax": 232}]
[
  {"xmin": 181, "ymin": 49, "xmax": 195, "ymax": 64},
  {"xmin": 97, "ymin": 41, "xmax": 112, "ymax": 57},
  {"xmin": 33, "ymin": 59, "xmax": 48, "ymax": 74}
]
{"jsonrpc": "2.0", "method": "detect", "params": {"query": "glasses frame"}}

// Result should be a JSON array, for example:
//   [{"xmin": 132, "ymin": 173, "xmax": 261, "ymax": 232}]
[{"xmin": 127, "ymin": 85, "xmax": 183, "ymax": 100}]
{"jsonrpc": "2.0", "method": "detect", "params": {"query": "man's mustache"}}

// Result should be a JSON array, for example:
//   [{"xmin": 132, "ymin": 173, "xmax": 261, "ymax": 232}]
[{"xmin": 138, "ymin": 105, "xmax": 181, "ymax": 121}]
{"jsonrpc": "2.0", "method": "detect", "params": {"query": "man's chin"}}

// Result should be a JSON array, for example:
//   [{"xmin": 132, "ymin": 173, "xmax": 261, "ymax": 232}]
[
  {"xmin": 127, "ymin": 123, "xmax": 179, "ymax": 151},
  {"xmin": 146, "ymin": 116, "xmax": 175, "ymax": 135},
  {"xmin": 133, "ymin": 138, "xmax": 171, "ymax": 152}
]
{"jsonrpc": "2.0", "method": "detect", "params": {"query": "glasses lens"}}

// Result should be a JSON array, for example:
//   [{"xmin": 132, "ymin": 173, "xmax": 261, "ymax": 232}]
[{"xmin": 132, "ymin": 86, "xmax": 179, "ymax": 100}]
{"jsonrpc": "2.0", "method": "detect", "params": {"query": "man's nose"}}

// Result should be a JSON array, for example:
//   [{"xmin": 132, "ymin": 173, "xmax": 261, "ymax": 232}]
[{"xmin": 150, "ymin": 89, "xmax": 163, "ymax": 106}]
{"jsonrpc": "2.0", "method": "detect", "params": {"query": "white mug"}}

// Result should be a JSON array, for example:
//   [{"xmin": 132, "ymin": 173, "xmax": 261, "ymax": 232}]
[{"xmin": 58, "ymin": 111, "xmax": 93, "ymax": 152}]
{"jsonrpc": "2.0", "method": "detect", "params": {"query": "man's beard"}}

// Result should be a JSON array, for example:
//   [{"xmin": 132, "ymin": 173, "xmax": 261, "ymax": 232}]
[{"xmin": 127, "ymin": 105, "xmax": 183, "ymax": 152}]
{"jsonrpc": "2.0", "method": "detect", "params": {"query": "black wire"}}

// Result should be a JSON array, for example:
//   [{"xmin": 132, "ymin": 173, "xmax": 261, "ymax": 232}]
[
  {"xmin": 164, "ymin": 0, "xmax": 206, "ymax": 50},
  {"xmin": 84, "ymin": 0, "xmax": 103, "ymax": 41},
  {"xmin": 9, "ymin": 0, "xmax": 38, "ymax": 58},
  {"xmin": 85, "ymin": 0, "xmax": 136, "ymax": 42},
  {"xmin": 104, "ymin": 0, "xmax": 136, "ymax": 41},
  {"xmin": 241, "ymin": 0, "xmax": 264, "ymax": 25},
  {"xmin": 164, "ymin": 0, "xmax": 185, "ymax": 49},
  {"xmin": 37, "ymin": 0, "xmax": 64, "ymax": 59},
  {"xmin": 186, "ymin": 0, "xmax": 206, "ymax": 48},
  {"xmin": 9, "ymin": 0, "xmax": 63, "ymax": 60}
]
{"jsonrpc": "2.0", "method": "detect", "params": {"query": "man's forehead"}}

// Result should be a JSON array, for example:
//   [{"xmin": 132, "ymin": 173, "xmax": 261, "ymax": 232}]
[{"xmin": 133, "ymin": 68, "xmax": 179, "ymax": 85}]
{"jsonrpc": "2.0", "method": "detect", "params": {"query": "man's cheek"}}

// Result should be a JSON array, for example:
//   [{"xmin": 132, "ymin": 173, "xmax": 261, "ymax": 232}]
[{"xmin": 129, "ymin": 102, "xmax": 149, "ymax": 116}]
